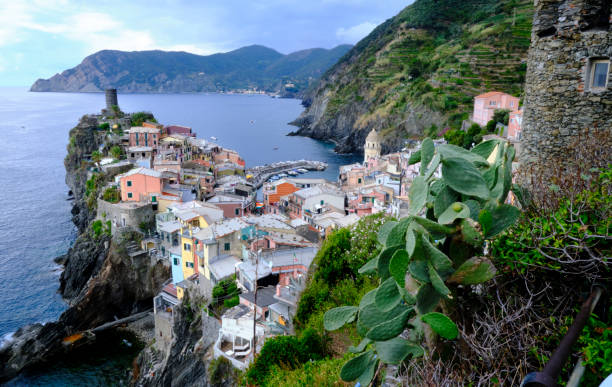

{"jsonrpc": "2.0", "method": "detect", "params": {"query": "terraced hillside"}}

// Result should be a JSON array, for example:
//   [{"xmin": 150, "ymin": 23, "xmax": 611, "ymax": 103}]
[{"xmin": 291, "ymin": 0, "xmax": 533, "ymax": 153}]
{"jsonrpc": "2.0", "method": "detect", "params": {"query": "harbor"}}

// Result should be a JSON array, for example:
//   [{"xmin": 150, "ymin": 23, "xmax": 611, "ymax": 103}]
[{"xmin": 246, "ymin": 160, "xmax": 327, "ymax": 189}]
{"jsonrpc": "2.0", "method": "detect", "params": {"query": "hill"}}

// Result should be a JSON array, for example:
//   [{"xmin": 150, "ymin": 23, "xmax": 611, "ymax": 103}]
[
  {"xmin": 290, "ymin": 0, "xmax": 533, "ymax": 153},
  {"xmin": 30, "ymin": 44, "xmax": 352, "ymax": 95}
]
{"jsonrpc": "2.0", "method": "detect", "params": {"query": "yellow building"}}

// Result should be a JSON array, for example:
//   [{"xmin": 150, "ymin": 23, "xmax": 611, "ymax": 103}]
[{"xmin": 364, "ymin": 129, "xmax": 381, "ymax": 163}]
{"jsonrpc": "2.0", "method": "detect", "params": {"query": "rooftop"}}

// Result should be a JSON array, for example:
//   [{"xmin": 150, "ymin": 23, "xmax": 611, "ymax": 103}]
[
  {"xmin": 240, "ymin": 286, "xmax": 277, "ymax": 307},
  {"xmin": 243, "ymin": 214, "xmax": 292, "ymax": 230},
  {"xmin": 262, "ymin": 246, "xmax": 317, "ymax": 269},
  {"xmin": 211, "ymin": 218, "xmax": 250, "ymax": 237},
  {"xmin": 128, "ymin": 126, "xmax": 161, "ymax": 134},
  {"xmin": 119, "ymin": 167, "xmax": 162, "ymax": 179},
  {"xmin": 209, "ymin": 254, "xmax": 241, "ymax": 281},
  {"xmin": 223, "ymin": 303, "xmax": 251, "ymax": 320},
  {"xmin": 293, "ymin": 184, "xmax": 344, "ymax": 199},
  {"xmin": 128, "ymin": 146, "xmax": 153, "ymax": 152}
]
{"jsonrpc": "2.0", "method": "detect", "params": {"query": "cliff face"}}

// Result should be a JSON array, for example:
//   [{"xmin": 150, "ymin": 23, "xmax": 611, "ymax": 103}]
[
  {"xmin": 0, "ymin": 115, "xmax": 170, "ymax": 383},
  {"xmin": 30, "ymin": 45, "xmax": 352, "ymax": 95},
  {"xmin": 134, "ymin": 294, "xmax": 223, "ymax": 387},
  {"xmin": 292, "ymin": 0, "xmax": 533, "ymax": 154}
]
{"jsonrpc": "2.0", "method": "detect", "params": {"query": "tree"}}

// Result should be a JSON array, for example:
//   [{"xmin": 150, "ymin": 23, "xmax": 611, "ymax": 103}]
[
  {"xmin": 91, "ymin": 150, "xmax": 102, "ymax": 168},
  {"xmin": 492, "ymin": 109, "xmax": 511, "ymax": 126},
  {"xmin": 110, "ymin": 146, "xmax": 122, "ymax": 160}
]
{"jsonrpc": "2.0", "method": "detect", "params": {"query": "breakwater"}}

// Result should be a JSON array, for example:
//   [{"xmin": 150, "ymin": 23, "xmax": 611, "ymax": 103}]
[{"xmin": 246, "ymin": 160, "xmax": 327, "ymax": 188}]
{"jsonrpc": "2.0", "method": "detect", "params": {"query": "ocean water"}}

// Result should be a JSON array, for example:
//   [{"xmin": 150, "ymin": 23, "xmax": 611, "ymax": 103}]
[{"xmin": 0, "ymin": 87, "xmax": 359, "ymax": 384}]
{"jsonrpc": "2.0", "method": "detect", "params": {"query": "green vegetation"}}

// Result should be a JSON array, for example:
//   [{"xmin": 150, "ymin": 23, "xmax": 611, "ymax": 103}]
[
  {"xmin": 323, "ymin": 138, "xmax": 518, "ymax": 385},
  {"xmin": 210, "ymin": 277, "xmax": 241, "ymax": 314},
  {"xmin": 208, "ymin": 356, "xmax": 239, "ymax": 387},
  {"xmin": 91, "ymin": 150, "xmax": 102, "ymax": 167},
  {"xmin": 130, "ymin": 112, "xmax": 156, "ymax": 127},
  {"xmin": 98, "ymin": 122, "xmax": 110, "ymax": 131},
  {"xmin": 311, "ymin": 0, "xmax": 532, "ymax": 137},
  {"xmin": 91, "ymin": 219, "xmax": 111, "ymax": 238},
  {"xmin": 245, "ymin": 328, "xmax": 325, "ymax": 386},
  {"xmin": 110, "ymin": 145, "xmax": 123, "ymax": 160},
  {"xmin": 102, "ymin": 186, "xmax": 120, "ymax": 203}
]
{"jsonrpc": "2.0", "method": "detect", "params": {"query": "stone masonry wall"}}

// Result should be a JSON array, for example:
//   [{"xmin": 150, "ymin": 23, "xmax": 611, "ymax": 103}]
[{"xmin": 521, "ymin": 0, "xmax": 611, "ymax": 164}]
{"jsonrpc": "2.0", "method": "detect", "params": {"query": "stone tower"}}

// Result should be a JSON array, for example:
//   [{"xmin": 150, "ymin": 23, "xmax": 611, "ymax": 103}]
[
  {"xmin": 105, "ymin": 88, "xmax": 118, "ymax": 111},
  {"xmin": 364, "ymin": 128, "xmax": 381, "ymax": 163},
  {"xmin": 521, "ymin": 0, "xmax": 611, "ymax": 164}
]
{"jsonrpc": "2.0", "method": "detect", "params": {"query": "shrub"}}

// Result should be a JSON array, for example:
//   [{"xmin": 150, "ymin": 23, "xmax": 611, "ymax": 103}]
[
  {"xmin": 110, "ymin": 145, "xmax": 122, "ymax": 160},
  {"xmin": 103, "ymin": 187, "xmax": 120, "ymax": 203},
  {"xmin": 208, "ymin": 356, "xmax": 236, "ymax": 386},
  {"xmin": 98, "ymin": 122, "xmax": 110, "ymax": 131},
  {"xmin": 246, "ymin": 329, "xmax": 326, "ymax": 386},
  {"xmin": 92, "ymin": 220, "xmax": 103, "ymax": 238},
  {"xmin": 324, "ymin": 138, "xmax": 520, "ymax": 385},
  {"xmin": 223, "ymin": 295, "xmax": 239, "ymax": 309}
]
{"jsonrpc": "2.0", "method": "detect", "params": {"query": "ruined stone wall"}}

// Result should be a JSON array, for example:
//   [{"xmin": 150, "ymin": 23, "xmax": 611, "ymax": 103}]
[{"xmin": 521, "ymin": 0, "xmax": 612, "ymax": 164}]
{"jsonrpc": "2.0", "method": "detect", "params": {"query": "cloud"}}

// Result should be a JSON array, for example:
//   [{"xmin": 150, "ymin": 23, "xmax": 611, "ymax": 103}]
[{"xmin": 336, "ymin": 21, "xmax": 378, "ymax": 43}]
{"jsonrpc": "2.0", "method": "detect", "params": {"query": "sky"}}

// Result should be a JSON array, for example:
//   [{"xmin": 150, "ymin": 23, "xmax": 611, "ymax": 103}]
[{"xmin": 0, "ymin": 0, "xmax": 411, "ymax": 86}]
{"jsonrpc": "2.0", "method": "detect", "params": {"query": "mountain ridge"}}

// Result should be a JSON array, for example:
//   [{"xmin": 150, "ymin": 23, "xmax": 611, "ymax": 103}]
[{"xmin": 30, "ymin": 44, "xmax": 352, "ymax": 95}]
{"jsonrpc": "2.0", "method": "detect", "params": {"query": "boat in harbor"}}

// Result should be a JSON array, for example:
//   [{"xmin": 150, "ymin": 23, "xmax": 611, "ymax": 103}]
[
  {"xmin": 269, "ymin": 175, "xmax": 280, "ymax": 181},
  {"xmin": 287, "ymin": 170, "xmax": 298, "ymax": 176},
  {"xmin": 297, "ymin": 168, "xmax": 308, "ymax": 173},
  {"xmin": 210, "ymin": 136, "xmax": 218, "ymax": 141},
  {"xmin": 278, "ymin": 173, "xmax": 288, "ymax": 178}
]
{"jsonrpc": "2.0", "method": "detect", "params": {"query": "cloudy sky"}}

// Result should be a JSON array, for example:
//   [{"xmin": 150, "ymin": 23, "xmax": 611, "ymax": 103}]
[{"xmin": 0, "ymin": 0, "xmax": 411, "ymax": 86}]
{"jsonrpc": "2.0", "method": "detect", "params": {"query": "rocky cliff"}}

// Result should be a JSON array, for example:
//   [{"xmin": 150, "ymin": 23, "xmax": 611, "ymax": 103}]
[
  {"xmin": 291, "ymin": 0, "xmax": 533, "ymax": 154},
  {"xmin": 30, "ymin": 45, "xmax": 352, "ymax": 95},
  {"xmin": 134, "ymin": 293, "xmax": 224, "ymax": 387},
  {"xmin": 0, "ymin": 114, "xmax": 170, "ymax": 383}
]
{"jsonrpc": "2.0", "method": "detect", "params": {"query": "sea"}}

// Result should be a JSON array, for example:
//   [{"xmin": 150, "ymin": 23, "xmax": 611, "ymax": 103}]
[{"xmin": 0, "ymin": 87, "xmax": 360, "ymax": 385}]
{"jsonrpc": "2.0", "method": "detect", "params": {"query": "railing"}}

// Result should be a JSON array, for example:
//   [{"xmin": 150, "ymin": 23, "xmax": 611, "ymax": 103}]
[{"xmin": 521, "ymin": 287, "xmax": 605, "ymax": 387}]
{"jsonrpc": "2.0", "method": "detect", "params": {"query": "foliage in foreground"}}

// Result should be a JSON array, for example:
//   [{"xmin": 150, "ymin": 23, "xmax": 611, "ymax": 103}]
[
  {"xmin": 324, "ymin": 138, "xmax": 519, "ymax": 385},
  {"xmin": 245, "ymin": 328, "xmax": 325, "ymax": 386}
]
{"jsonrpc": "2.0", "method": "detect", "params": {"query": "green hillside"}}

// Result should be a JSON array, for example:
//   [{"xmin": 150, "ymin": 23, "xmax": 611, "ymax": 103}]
[{"xmin": 294, "ymin": 0, "xmax": 533, "ymax": 152}]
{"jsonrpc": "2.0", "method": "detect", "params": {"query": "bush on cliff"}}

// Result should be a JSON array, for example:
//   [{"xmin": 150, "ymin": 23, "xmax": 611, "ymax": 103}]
[{"xmin": 245, "ymin": 328, "xmax": 325, "ymax": 386}]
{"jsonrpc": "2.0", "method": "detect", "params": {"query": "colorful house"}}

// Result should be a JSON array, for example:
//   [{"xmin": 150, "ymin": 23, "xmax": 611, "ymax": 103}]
[
  {"xmin": 472, "ymin": 92, "xmax": 520, "ymax": 126},
  {"xmin": 117, "ymin": 167, "xmax": 162, "ymax": 202},
  {"xmin": 128, "ymin": 126, "xmax": 161, "ymax": 148}
]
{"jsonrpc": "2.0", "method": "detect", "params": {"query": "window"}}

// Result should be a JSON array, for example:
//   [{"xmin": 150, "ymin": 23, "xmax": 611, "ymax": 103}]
[
  {"xmin": 358, "ymin": 178, "xmax": 362, "ymax": 184},
  {"xmin": 127, "ymin": 180, "xmax": 132, "ymax": 187},
  {"xmin": 320, "ymin": 200, "xmax": 324, "ymax": 205},
  {"xmin": 185, "ymin": 261, "xmax": 194, "ymax": 268},
  {"xmin": 510, "ymin": 101, "xmax": 514, "ymax": 108},
  {"xmin": 127, "ymin": 192, "xmax": 133, "ymax": 198},
  {"xmin": 224, "ymin": 242, "xmax": 230, "ymax": 251},
  {"xmin": 184, "ymin": 243, "xmax": 191, "ymax": 251},
  {"xmin": 173, "ymin": 257, "xmax": 179, "ymax": 265},
  {"xmin": 489, "ymin": 101, "xmax": 496, "ymax": 106},
  {"xmin": 589, "ymin": 59, "xmax": 610, "ymax": 89},
  {"xmin": 235, "ymin": 208, "xmax": 240, "ymax": 216}
]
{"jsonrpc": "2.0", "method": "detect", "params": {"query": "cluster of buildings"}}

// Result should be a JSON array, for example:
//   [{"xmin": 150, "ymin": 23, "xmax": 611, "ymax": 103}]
[{"xmin": 96, "ymin": 87, "xmax": 525, "ymax": 371}]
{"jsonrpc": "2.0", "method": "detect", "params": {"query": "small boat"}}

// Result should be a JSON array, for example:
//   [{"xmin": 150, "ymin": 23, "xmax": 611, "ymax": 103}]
[
  {"xmin": 297, "ymin": 168, "xmax": 308, "ymax": 174},
  {"xmin": 287, "ymin": 170, "xmax": 299, "ymax": 176},
  {"xmin": 278, "ymin": 173, "xmax": 288, "ymax": 178},
  {"xmin": 273, "ymin": 146, "xmax": 279, "ymax": 150},
  {"xmin": 270, "ymin": 175, "xmax": 280, "ymax": 181},
  {"xmin": 210, "ymin": 136, "xmax": 217, "ymax": 141}
]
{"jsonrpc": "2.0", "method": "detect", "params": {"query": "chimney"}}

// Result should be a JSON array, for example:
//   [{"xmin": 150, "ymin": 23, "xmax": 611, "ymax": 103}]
[{"xmin": 276, "ymin": 284, "xmax": 281, "ymax": 296}]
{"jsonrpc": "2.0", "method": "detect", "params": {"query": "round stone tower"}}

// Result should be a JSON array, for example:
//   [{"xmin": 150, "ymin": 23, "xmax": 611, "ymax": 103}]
[
  {"xmin": 105, "ymin": 88, "xmax": 118, "ymax": 111},
  {"xmin": 521, "ymin": 0, "xmax": 611, "ymax": 165},
  {"xmin": 364, "ymin": 128, "xmax": 381, "ymax": 163}
]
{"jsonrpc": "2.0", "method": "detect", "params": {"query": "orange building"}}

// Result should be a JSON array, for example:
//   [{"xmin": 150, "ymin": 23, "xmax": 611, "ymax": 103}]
[
  {"xmin": 118, "ymin": 167, "xmax": 162, "ymax": 202},
  {"xmin": 263, "ymin": 180, "xmax": 301, "ymax": 210}
]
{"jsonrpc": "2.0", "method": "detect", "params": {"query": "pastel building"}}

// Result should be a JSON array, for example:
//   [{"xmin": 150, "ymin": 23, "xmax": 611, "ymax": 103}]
[
  {"xmin": 472, "ymin": 92, "xmax": 520, "ymax": 126},
  {"xmin": 508, "ymin": 109, "xmax": 523, "ymax": 141},
  {"xmin": 117, "ymin": 168, "xmax": 162, "ymax": 202},
  {"xmin": 128, "ymin": 127, "xmax": 161, "ymax": 148}
]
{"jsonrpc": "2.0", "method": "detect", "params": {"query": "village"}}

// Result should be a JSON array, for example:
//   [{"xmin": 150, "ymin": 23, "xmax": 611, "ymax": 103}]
[{"xmin": 88, "ymin": 88, "xmax": 524, "ymax": 371}]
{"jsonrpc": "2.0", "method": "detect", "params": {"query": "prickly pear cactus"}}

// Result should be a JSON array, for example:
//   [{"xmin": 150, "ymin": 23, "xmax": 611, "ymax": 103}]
[{"xmin": 324, "ymin": 138, "xmax": 520, "ymax": 385}]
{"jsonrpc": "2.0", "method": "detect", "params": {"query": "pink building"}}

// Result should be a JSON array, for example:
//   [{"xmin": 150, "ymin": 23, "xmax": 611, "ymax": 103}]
[
  {"xmin": 128, "ymin": 127, "xmax": 161, "ymax": 148},
  {"xmin": 508, "ymin": 109, "xmax": 523, "ymax": 141},
  {"xmin": 118, "ymin": 168, "xmax": 162, "ymax": 202},
  {"xmin": 472, "ymin": 92, "xmax": 520, "ymax": 126}
]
